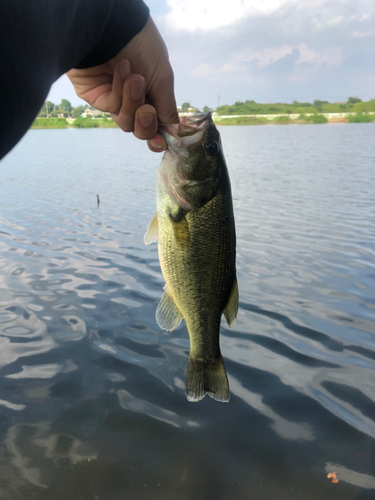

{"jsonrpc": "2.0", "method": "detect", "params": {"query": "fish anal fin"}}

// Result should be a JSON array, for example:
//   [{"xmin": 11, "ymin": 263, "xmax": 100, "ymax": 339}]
[
  {"xmin": 223, "ymin": 276, "xmax": 239, "ymax": 328},
  {"xmin": 156, "ymin": 287, "xmax": 182, "ymax": 331},
  {"xmin": 144, "ymin": 214, "xmax": 158, "ymax": 245},
  {"xmin": 186, "ymin": 355, "xmax": 230, "ymax": 403}
]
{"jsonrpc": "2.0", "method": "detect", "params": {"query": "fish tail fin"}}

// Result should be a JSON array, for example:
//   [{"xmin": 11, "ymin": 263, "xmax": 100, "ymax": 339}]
[{"xmin": 186, "ymin": 355, "xmax": 230, "ymax": 403}]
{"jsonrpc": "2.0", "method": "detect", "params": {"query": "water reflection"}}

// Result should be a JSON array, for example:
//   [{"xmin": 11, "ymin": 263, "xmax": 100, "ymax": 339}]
[
  {"xmin": 113, "ymin": 388, "xmax": 200, "ymax": 428},
  {"xmin": 6, "ymin": 422, "xmax": 97, "ymax": 489},
  {"xmin": 230, "ymin": 377, "xmax": 314, "ymax": 441},
  {"xmin": 0, "ymin": 125, "xmax": 374, "ymax": 498}
]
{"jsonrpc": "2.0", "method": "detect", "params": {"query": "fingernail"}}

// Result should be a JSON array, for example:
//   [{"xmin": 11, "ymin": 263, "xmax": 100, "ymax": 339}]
[
  {"xmin": 138, "ymin": 113, "xmax": 154, "ymax": 128},
  {"xmin": 130, "ymin": 80, "xmax": 143, "ymax": 100},
  {"xmin": 150, "ymin": 140, "xmax": 164, "ymax": 150}
]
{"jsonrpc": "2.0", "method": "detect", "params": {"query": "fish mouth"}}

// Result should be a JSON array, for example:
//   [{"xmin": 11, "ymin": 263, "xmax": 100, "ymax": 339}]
[
  {"xmin": 179, "ymin": 111, "xmax": 212, "ymax": 127},
  {"xmin": 158, "ymin": 112, "xmax": 212, "ymax": 144}
]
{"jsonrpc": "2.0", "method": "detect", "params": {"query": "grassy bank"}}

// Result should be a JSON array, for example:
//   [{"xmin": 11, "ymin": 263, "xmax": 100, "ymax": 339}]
[
  {"xmin": 214, "ymin": 114, "xmax": 329, "ymax": 125},
  {"xmin": 31, "ymin": 118, "xmax": 68, "ymax": 128},
  {"xmin": 297, "ymin": 114, "xmax": 328, "ymax": 124},
  {"xmin": 32, "ymin": 113, "xmax": 375, "ymax": 130},
  {"xmin": 72, "ymin": 117, "xmax": 118, "ymax": 128},
  {"xmin": 347, "ymin": 113, "xmax": 375, "ymax": 123},
  {"xmin": 215, "ymin": 116, "xmax": 269, "ymax": 125},
  {"xmin": 31, "ymin": 117, "xmax": 119, "ymax": 129}
]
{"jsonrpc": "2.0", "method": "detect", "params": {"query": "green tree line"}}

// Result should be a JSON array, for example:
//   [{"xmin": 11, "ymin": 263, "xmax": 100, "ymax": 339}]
[
  {"xmin": 37, "ymin": 97, "xmax": 375, "ymax": 122},
  {"xmin": 37, "ymin": 100, "xmax": 109, "ymax": 118},
  {"xmin": 215, "ymin": 97, "xmax": 375, "ymax": 116}
]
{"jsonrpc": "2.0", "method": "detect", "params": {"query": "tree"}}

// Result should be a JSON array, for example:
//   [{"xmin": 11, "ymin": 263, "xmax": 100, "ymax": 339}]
[
  {"xmin": 60, "ymin": 99, "xmax": 72, "ymax": 113},
  {"xmin": 347, "ymin": 97, "xmax": 362, "ymax": 104},
  {"xmin": 203, "ymin": 106, "xmax": 212, "ymax": 113},
  {"xmin": 50, "ymin": 109, "xmax": 68, "ymax": 117},
  {"xmin": 71, "ymin": 105, "xmax": 86, "ymax": 118},
  {"xmin": 181, "ymin": 102, "xmax": 191, "ymax": 112},
  {"xmin": 40, "ymin": 101, "xmax": 54, "ymax": 116},
  {"xmin": 313, "ymin": 100, "xmax": 329, "ymax": 108}
]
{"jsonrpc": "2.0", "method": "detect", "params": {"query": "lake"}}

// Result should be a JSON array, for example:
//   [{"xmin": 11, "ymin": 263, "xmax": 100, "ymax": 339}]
[{"xmin": 0, "ymin": 124, "xmax": 374, "ymax": 499}]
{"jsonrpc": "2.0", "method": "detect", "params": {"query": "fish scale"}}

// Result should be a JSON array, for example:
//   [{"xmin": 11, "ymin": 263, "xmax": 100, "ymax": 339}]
[{"xmin": 145, "ymin": 112, "xmax": 238, "ymax": 402}]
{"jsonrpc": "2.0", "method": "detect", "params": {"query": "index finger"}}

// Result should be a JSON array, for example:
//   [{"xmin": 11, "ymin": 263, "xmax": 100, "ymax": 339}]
[{"xmin": 147, "ymin": 69, "xmax": 180, "ymax": 125}]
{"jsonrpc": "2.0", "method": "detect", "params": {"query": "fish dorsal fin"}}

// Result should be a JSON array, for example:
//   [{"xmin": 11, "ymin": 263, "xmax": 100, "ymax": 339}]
[
  {"xmin": 156, "ymin": 286, "xmax": 183, "ymax": 331},
  {"xmin": 144, "ymin": 214, "xmax": 158, "ymax": 245},
  {"xmin": 223, "ymin": 277, "xmax": 239, "ymax": 328}
]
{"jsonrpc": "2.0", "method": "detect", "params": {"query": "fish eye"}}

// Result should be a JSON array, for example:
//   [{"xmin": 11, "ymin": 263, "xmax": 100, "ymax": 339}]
[{"xmin": 204, "ymin": 141, "xmax": 218, "ymax": 157}]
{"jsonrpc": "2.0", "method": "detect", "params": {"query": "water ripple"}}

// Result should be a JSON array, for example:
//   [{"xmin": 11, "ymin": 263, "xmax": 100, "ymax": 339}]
[{"xmin": 0, "ymin": 125, "xmax": 374, "ymax": 498}]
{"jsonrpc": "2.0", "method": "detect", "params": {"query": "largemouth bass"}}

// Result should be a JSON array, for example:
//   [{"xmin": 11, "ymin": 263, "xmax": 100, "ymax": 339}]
[{"xmin": 144, "ymin": 112, "xmax": 238, "ymax": 402}]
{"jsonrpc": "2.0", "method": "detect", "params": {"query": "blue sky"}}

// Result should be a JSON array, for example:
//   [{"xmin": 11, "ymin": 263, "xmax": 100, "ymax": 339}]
[{"xmin": 48, "ymin": 0, "xmax": 375, "ymax": 109}]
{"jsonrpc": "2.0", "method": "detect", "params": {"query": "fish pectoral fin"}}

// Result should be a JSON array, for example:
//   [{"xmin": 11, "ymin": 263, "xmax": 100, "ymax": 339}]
[
  {"xmin": 223, "ymin": 277, "xmax": 239, "ymax": 328},
  {"xmin": 186, "ymin": 355, "xmax": 230, "ymax": 403},
  {"xmin": 156, "ymin": 287, "xmax": 183, "ymax": 331},
  {"xmin": 144, "ymin": 214, "xmax": 158, "ymax": 245}
]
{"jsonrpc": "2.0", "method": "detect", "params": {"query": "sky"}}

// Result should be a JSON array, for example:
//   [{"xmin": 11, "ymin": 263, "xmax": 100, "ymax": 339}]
[{"xmin": 47, "ymin": 0, "xmax": 375, "ymax": 110}]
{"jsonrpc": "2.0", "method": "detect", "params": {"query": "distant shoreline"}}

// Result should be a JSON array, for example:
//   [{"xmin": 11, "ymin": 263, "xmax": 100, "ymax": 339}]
[
  {"xmin": 30, "ymin": 117, "xmax": 118, "ymax": 130},
  {"xmin": 213, "ymin": 111, "xmax": 375, "ymax": 125},
  {"xmin": 30, "ymin": 112, "xmax": 375, "ymax": 129}
]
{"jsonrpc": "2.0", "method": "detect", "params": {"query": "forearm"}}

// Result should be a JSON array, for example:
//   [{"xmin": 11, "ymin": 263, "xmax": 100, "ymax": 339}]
[{"xmin": 0, "ymin": 0, "xmax": 149, "ymax": 160}]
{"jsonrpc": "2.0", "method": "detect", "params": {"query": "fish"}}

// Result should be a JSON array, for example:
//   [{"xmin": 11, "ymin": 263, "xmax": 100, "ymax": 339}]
[{"xmin": 144, "ymin": 112, "xmax": 238, "ymax": 402}]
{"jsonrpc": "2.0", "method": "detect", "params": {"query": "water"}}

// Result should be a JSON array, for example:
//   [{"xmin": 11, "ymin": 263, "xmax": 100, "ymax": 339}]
[{"xmin": 0, "ymin": 124, "xmax": 374, "ymax": 499}]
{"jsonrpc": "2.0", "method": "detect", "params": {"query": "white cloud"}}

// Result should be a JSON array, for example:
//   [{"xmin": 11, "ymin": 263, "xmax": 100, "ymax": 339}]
[
  {"xmin": 166, "ymin": 0, "xmax": 267, "ymax": 30},
  {"xmin": 351, "ymin": 29, "xmax": 375, "ymax": 38},
  {"xmin": 219, "ymin": 63, "xmax": 238, "ymax": 73},
  {"xmin": 231, "ymin": 45, "xmax": 295, "ymax": 68},
  {"xmin": 296, "ymin": 43, "xmax": 343, "ymax": 67},
  {"xmin": 165, "ymin": 0, "xmax": 326, "ymax": 30},
  {"xmin": 203, "ymin": 43, "xmax": 343, "ymax": 74},
  {"xmin": 327, "ymin": 16, "xmax": 344, "ymax": 25},
  {"xmin": 191, "ymin": 63, "xmax": 215, "ymax": 75},
  {"xmin": 160, "ymin": 0, "xmax": 373, "ymax": 106}
]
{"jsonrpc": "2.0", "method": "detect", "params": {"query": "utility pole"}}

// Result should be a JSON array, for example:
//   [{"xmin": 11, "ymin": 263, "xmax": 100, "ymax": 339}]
[
  {"xmin": 218, "ymin": 95, "xmax": 220, "ymax": 108},
  {"xmin": 46, "ymin": 102, "xmax": 49, "ymax": 118}
]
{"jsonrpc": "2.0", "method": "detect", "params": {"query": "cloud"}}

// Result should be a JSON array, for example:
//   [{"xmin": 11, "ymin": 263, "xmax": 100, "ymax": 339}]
[
  {"xmin": 326, "ymin": 16, "xmax": 344, "ymax": 26},
  {"xmin": 296, "ymin": 43, "xmax": 343, "ymax": 67},
  {"xmin": 230, "ymin": 45, "xmax": 295, "ymax": 68},
  {"xmin": 351, "ymin": 29, "xmax": 375, "ymax": 38},
  {"xmin": 192, "ymin": 63, "xmax": 215, "ymax": 76},
  {"xmin": 164, "ymin": 0, "xmax": 368, "ymax": 31},
  {"xmin": 201, "ymin": 43, "xmax": 344, "ymax": 75},
  {"xmin": 165, "ymin": 0, "xmax": 327, "ymax": 31}
]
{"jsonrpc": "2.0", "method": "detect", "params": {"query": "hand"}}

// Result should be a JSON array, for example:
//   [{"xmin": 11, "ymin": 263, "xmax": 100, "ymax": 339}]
[{"xmin": 67, "ymin": 17, "xmax": 179, "ymax": 152}]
